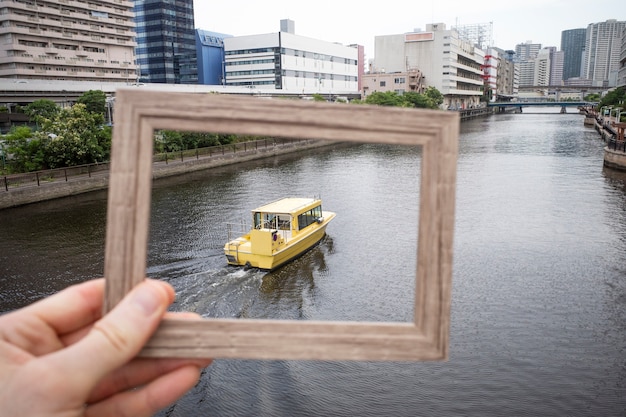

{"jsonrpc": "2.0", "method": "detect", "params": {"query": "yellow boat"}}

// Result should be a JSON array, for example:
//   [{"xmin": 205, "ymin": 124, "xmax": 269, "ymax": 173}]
[{"xmin": 224, "ymin": 197, "xmax": 336, "ymax": 270}]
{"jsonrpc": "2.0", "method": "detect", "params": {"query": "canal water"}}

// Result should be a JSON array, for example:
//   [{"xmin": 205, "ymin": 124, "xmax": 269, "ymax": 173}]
[{"xmin": 1, "ymin": 109, "xmax": 625, "ymax": 416}]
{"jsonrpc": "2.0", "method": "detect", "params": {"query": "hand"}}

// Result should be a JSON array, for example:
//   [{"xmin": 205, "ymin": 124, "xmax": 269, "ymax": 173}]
[{"xmin": 0, "ymin": 278, "xmax": 212, "ymax": 417}]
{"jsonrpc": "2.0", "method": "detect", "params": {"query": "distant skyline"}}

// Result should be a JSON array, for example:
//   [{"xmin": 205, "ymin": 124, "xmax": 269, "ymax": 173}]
[{"xmin": 193, "ymin": 0, "xmax": 623, "ymax": 60}]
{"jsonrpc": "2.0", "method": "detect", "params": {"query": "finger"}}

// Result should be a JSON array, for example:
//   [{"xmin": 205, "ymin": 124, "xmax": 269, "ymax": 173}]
[
  {"xmin": 59, "ymin": 311, "xmax": 202, "ymax": 347},
  {"xmin": 85, "ymin": 365, "xmax": 203, "ymax": 417},
  {"xmin": 0, "ymin": 279, "xmax": 104, "ymax": 356},
  {"xmin": 28, "ymin": 279, "xmax": 105, "ymax": 335},
  {"xmin": 88, "ymin": 357, "xmax": 213, "ymax": 403},
  {"xmin": 43, "ymin": 279, "xmax": 174, "ymax": 395}
]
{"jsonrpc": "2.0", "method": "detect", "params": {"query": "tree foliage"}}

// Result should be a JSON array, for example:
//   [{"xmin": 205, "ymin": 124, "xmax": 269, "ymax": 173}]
[
  {"xmin": 32, "ymin": 103, "xmax": 111, "ymax": 168},
  {"xmin": 598, "ymin": 87, "xmax": 625, "ymax": 110},
  {"xmin": 77, "ymin": 90, "xmax": 107, "ymax": 116},
  {"xmin": 2, "ymin": 126, "xmax": 44, "ymax": 173},
  {"xmin": 362, "ymin": 89, "xmax": 443, "ymax": 109},
  {"xmin": 155, "ymin": 131, "xmax": 239, "ymax": 153},
  {"xmin": 24, "ymin": 99, "xmax": 60, "ymax": 124}
]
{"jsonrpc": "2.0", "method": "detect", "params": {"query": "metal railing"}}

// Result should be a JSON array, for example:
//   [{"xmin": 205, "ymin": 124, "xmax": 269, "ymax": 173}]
[
  {"xmin": 2, "ymin": 162, "xmax": 109, "ymax": 191},
  {"xmin": 2, "ymin": 137, "xmax": 313, "ymax": 191},
  {"xmin": 607, "ymin": 138, "xmax": 626, "ymax": 152}
]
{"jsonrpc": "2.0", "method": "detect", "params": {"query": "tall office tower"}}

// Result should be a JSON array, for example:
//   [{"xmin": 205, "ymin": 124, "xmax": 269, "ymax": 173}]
[
  {"xmin": 514, "ymin": 41, "xmax": 541, "ymax": 61},
  {"xmin": 0, "ymin": 0, "xmax": 137, "ymax": 81},
  {"xmin": 560, "ymin": 28, "xmax": 586, "ymax": 80},
  {"xmin": 133, "ymin": 0, "xmax": 196, "ymax": 83},
  {"xmin": 582, "ymin": 19, "xmax": 626, "ymax": 87},
  {"xmin": 547, "ymin": 47, "xmax": 564, "ymax": 85}
]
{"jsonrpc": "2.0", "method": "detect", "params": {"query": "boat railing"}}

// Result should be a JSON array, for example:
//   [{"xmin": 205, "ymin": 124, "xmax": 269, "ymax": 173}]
[{"xmin": 226, "ymin": 221, "xmax": 250, "ymax": 242}]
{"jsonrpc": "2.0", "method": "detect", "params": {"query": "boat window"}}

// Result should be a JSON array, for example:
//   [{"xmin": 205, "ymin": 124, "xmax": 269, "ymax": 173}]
[
  {"xmin": 253, "ymin": 212, "xmax": 261, "ymax": 229},
  {"xmin": 297, "ymin": 205, "xmax": 322, "ymax": 230}
]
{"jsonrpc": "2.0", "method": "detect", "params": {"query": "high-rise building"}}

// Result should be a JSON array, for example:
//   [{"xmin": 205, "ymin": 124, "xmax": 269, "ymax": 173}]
[
  {"xmin": 0, "ymin": 0, "xmax": 137, "ymax": 82},
  {"xmin": 618, "ymin": 24, "xmax": 626, "ymax": 88},
  {"xmin": 514, "ymin": 41, "xmax": 541, "ymax": 61},
  {"xmin": 582, "ymin": 19, "xmax": 626, "ymax": 87},
  {"xmin": 547, "ymin": 47, "xmax": 564, "ymax": 85},
  {"xmin": 133, "ymin": 0, "xmax": 196, "ymax": 84},
  {"xmin": 560, "ymin": 28, "xmax": 586, "ymax": 80}
]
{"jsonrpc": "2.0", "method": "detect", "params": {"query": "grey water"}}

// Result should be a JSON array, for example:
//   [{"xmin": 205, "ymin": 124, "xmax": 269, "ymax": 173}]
[{"xmin": 0, "ymin": 109, "xmax": 624, "ymax": 416}]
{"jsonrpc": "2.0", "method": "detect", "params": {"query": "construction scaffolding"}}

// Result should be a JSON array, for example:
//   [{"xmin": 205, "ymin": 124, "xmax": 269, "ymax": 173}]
[{"xmin": 452, "ymin": 22, "xmax": 493, "ymax": 50}]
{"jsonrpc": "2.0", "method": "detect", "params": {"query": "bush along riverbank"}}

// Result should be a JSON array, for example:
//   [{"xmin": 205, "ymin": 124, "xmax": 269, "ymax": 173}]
[{"xmin": 0, "ymin": 138, "xmax": 334, "ymax": 209}]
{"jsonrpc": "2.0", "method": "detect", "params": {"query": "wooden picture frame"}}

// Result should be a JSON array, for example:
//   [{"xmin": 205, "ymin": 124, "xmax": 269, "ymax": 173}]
[{"xmin": 104, "ymin": 88, "xmax": 459, "ymax": 361}]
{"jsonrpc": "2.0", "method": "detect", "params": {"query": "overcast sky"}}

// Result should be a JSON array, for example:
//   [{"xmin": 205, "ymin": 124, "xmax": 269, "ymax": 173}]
[{"xmin": 193, "ymin": 0, "xmax": 622, "ymax": 61}]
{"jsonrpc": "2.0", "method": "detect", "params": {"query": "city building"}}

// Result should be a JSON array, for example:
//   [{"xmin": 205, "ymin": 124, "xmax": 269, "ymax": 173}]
[
  {"xmin": 492, "ymin": 48, "xmax": 519, "ymax": 100},
  {"xmin": 196, "ymin": 29, "xmax": 232, "ymax": 85},
  {"xmin": 547, "ymin": 47, "xmax": 564, "ymax": 85},
  {"xmin": 561, "ymin": 28, "xmax": 586, "ymax": 80},
  {"xmin": 0, "ymin": 0, "xmax": 137, "ymax": 82},
  {"xmin": 514, "ymin": 41, "xmax": 541, "ymax": 61},
  {"xmin": 582, "ymin": 19, "xmax": 626, "ymax": 87},
  {"xmin": 373, "ymin": 23, "xmax": 485, "ymax": 110},
  {"xmin": 482, "ymin": 48, "xmax": 498, "ymax": 101},
  {"xmin": 133, "ymin": 0, "xmax": 197, "ymax": 84},
  {"xmin": 619, "ymin": 24, "xmax": 626, "ymax": 88},
  {"xmin": 361, "ymin": 70, "xmax": 426, "ymax": 98},
  {"xmin": 223, "ymin": 20, "xmax": 360, "ymax": 95}
]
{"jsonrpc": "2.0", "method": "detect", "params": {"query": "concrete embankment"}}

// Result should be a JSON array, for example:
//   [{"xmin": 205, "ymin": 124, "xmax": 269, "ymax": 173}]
[
  {"xmin": 584, "ymin": 108, "xmax": 626, "ymax": 172},
  {"xmin": 0, "ymin": 139, "xmax": 334, "ymax": 209}
]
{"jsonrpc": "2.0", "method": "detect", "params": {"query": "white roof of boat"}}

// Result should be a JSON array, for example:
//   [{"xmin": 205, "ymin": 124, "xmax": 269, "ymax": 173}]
[{"xmin": 253, "ymin": 197, "xmax": 319, "ymax": 214}]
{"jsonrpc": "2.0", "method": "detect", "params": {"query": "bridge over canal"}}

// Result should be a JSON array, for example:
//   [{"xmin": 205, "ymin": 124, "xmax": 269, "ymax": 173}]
[{"xmin": 488, "ymin": 101, "xmax": 597, "ymax": 113}]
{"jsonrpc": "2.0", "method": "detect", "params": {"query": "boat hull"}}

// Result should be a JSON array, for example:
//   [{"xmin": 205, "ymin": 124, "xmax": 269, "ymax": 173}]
[{"xmin": 225, "ymin": 213, "xmax": 334, "ymax": 270}]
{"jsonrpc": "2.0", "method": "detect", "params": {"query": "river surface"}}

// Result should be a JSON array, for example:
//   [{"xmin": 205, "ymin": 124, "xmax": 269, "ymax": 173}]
[{"xmin": 1, "ymin": 109, "xmax": 625, "ymax": 416}]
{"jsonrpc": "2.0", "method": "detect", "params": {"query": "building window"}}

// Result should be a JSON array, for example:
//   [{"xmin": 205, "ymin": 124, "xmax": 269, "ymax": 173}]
[{"xmin": 380, "ymin": 81, "xmax": 386, "ymax": 87}]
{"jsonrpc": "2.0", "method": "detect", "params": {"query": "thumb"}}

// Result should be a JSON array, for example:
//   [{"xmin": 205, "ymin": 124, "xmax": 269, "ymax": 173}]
[{"xmin": 48, "ymin": 279, "xmax": 174, "ymax": 394}]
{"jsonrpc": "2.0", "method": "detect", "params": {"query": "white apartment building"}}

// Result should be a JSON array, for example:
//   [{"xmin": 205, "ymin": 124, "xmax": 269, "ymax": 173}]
[
  {"xmin": 223, "ymin": 24, "xmax": 359, "ymax": 95},
  {"xmin": 518, "ymin": 47, "xmax": 551, "ymax": 88},
  {"xmin": 373, "ymin": 23, "xmax": 485, "ymax": 110},
  {"xmin": 0, "ymin": 0, "xmax": 137, "ymax": 82},
  {"xmin": 582, "ymin": 19, "xmax": 626, "ymax": 87}
]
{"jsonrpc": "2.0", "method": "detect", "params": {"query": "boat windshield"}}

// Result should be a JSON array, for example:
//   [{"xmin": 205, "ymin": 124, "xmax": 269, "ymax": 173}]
[{"xmin": 297, "ymin": 205, "xmax": 322, "ymax": 230}]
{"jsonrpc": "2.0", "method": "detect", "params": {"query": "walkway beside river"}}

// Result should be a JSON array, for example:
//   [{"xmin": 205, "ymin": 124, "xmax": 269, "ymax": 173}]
[{"xmin": 0, "ymin": 138, "xmax": 333, "ymax": 209}]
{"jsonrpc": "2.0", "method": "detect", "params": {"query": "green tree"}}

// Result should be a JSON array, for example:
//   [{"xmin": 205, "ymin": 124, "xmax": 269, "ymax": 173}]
[
  {"xmin": 402, "ymin": 91, "xmax": 435, "ymax": 109},
  {"xmin": 24, "ymin": 99, "xmax": 60, "ymax": 125},
  {"xmin": 3, "ymin": 126, "xmax": 45, "ymax": 172},
  {"xmin": 364, "ymin": 91, "xmax": 407, "ymax": 107},
  {"xmin": 423, "ymin": 87, "xmax": 444, "ymax": 108},
  {"xmin": 77, "ymin": 90, "xmax": 107, "ymax": 116},
  {"xmin": 34, "ymin": 103, "xmax": 111, "ymax": 168},
  {"xmin": 598, "ymin": 87, "xmax": 625, "ymax": 110}
]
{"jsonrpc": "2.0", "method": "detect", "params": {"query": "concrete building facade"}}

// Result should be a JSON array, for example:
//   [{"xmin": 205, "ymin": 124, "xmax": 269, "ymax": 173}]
[
  {"xmin": 493, "ymin": 49, "xmax": 519, "ymax": 100},
  {"xmin": 373, "ymin": 23, "xmax": 485, "ymax": 110},
  {"xmin": 582, "ymin": 19, "xmax": 626, "ymax": 87},
  {"xmin": 0, "ymin": 0, "xmax": 137, "ymax": 82},
  {"xmin": 547, "ymin": 47, "xmax": 564, "ymax": 85},
  {"xmin": 223, "ymin": 25, "xmax": 359, "ymax": 95},
  {"xmin": 617, "ymin": 26, "xmax": 626, "ymax": 87},
  {"xmin": 482, "ymin": 48, "xmax": 498, "ymax": 101},
  {"xmin": 361, "ymin": 70, "xmax": 425, "ymax": 98}
]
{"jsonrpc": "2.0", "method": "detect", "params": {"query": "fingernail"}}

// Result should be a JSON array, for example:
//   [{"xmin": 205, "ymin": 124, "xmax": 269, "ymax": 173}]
[{"xmin": 130, "ymin": 284, "xmax": 161, "ymax": 316}]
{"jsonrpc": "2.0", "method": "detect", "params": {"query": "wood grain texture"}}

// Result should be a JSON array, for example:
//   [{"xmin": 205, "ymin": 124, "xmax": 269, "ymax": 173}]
[{"xmin": 104, "ymin": 88, "xmax": 458, "ymax": 361}]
